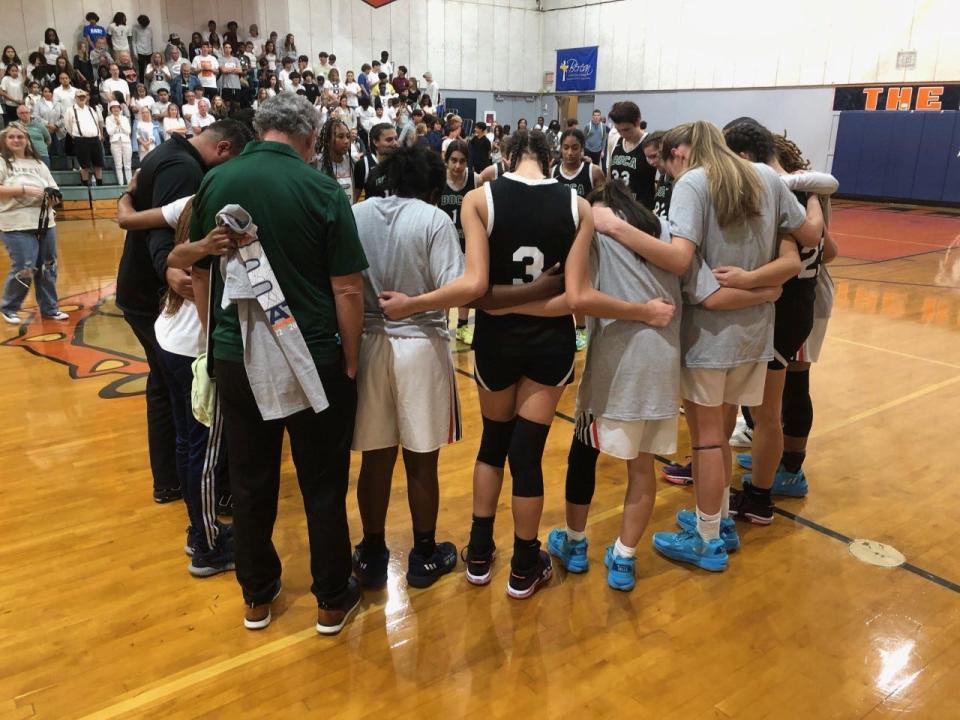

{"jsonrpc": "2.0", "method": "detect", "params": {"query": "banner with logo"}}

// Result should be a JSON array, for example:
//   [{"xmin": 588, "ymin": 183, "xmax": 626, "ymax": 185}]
[
  {"xmin": 833, "ymin": 84, "xmax": 960, "ymax": 111},
  {"xmin": 556, "ymin": 46, "xmax": 598, "ymax": 93}
]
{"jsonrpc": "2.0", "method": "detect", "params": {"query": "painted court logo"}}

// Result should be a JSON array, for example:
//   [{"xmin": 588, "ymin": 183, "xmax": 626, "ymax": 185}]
[{"xmin": 1, "ymin": 283, "xmax": 149, "ymax": 398}]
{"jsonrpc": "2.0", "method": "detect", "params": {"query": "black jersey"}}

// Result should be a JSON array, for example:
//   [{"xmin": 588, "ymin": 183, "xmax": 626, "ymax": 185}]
[
  {"xmin": 781, "ymin": 190, "xmax": 822, "ymax": 301},
  {"xmin": 353, "ymin": 154, "xmax": 392, "ymax": 199},
  {"xmin": 609, "ymin": 136, "xmax": 656, "ymax": 210},
  {"xmin": 553, "ymin": 162, "xmax": 594, "ymax": 198},
  {"xmin": 474, "ymin": 174, "xmax": 578, "ymax": 354},
  {"xmin": 653, "ymin": 173, "xmax": 673, "ymax": 218},
  {"xmin": 438, "ymin": 168, "xmax": 474, "ymax": 250}
]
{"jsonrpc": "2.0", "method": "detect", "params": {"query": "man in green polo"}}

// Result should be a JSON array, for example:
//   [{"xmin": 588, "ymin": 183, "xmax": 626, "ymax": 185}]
[
  {"xmin": 187, "ymin": 93, "xmax": 368, "ymax": 636},
  {"xmin": 17, "ymin": 104, "xmax": 51, "ymax": 166}
]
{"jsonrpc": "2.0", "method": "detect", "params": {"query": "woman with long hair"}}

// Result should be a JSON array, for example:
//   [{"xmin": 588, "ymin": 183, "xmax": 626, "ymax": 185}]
[
  {"xmin": 41, "ymin": 28, "xmax": 67, "ymax": 66},
  {"xmin": 261, "ymin": 40, "xmax": 278, "ymax": 72},
  {"xmin": 162, "ymin": 102, "xmax": 186, "ymax": 139},
  {"xmin": 1, "ymin": 46, "xmax": 22, "ymax": 76},
  {"xmin": 282, "ymin": 34, "xmax": 297, "ymax": 61},
  {"xmin": 0, "ymin": 65, "xmax": 25, "ymax": 124},
  {"xmin": 315, "ymin": 117, "xmax": 355, "ymax": 203},
  {"xmin": 0, "ymin": 123, "xmax": 66, "ymax": 324}
]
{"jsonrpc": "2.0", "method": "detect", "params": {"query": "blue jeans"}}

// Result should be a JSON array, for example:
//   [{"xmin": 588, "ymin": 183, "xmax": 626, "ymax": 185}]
[{"xmin": 2, "ymin": 228, "xmax": 59, "ymax": 315}]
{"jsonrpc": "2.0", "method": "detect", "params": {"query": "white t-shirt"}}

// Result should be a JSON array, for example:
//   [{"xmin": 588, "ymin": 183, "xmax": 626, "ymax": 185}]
[
  {"xmin": 108, "ymin": 24, "xmax": 130, "ymax": 52},
  {"xmin": 0, "ymin": 158, "xmax": 58, "ymax": 232},
  {"xmin": 43, "ymin": 43, "xmax": 67, "ymax": 66},
  {"xmin": 101, "ymin": 77, "xmax": 130, "ymax": 102},
  {"xmin": 192, "ymin": 113, "xmax": 215, "ymax": 133},
  {"xmin": 357, "ymin": 106, "xmax": 377, "ymax": 132},
  {"xmin": 162, "ymin": 116, "xmax": 186, "ymax": 139},
  {"xmin": 181, "ymin": 102, "xmax": 198, "ymax": 124},
  {"xmin": 0, "ymin": 76, "xmax": 24, "ymax": 107},
  {"xmin": 343, "ymin": 81, "xmax": 361, "ymax": 107},
  {"xmin": 191, "ymin": 54, "xmax": 220, "ymax": 89},
  {"xmin": 155, "ymin": 196, "xmax": 204, "ymax": 357}
]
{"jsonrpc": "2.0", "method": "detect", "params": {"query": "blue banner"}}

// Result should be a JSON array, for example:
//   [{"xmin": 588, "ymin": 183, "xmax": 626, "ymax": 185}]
[{"xmin": 556, "ymin": 46, "xmax": 598, "ymax": 92}]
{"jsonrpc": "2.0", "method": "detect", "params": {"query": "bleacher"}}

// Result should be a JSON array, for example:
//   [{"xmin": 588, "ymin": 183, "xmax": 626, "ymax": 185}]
[{"xmin": 50, "ymin": 152, "xmax": 137, "ymax": 203}]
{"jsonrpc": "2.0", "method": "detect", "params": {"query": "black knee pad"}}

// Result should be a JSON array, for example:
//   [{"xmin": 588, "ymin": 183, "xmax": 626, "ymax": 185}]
[
  {"xmin": 565, "ymin": 436, "xmax": 599, "ymax": 505},
  {"xmin": 782, "ymin": 369, "xmax": 813, "ymax": 437},
  {"xmin": 477, "ymin": 415, "xmax": 516, "ymax": 468},
  {"xmin": 507, "ymin": 417, "xmax": 551, "ymax": 498}
]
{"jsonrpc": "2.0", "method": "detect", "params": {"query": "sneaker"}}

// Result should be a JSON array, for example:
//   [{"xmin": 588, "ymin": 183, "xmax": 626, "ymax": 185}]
[
  {"xmin": 737, "ymin": 453, "xmax": 752, "ymax": 470},
  {"xmin": 675, "ymin": 510, "xmax": 740, "ymax": 553},
  {"xmin": 2, "ymin": 311, "xmax": 21, "ymax": 325},
  {"xmin": 661, "ymin": 461, "xmax": 692, "ymax": 485},
  {"xmin": 42, "ymin": 311, "xmax": 69, "ymax": 321},
  {"xmin": 316, "ymin": 576, "xmax": 362, "ymax": 635},
  {"xmin": 153, "ymin": 486, "xmax": 182, "ymax": 504},
  {"xmin": 185, "ymin": 521, "xmax": 233, "ymax": 557},
  {"xmin": 216, "ymin": 493, "xmax": 234, "ymax": 517},
  {"xmin": 352, "ymin": 541, "xmax": 389, "ymax": 588},
  {"xmin": 506, "ymin": 550, "xmax": 553, "ymax": 599},
  {"xmin": 652, "ymin": 529, "xmax": 728, "ymax": 572},
  {"xmin": 729, "ymin": 486, "xmax": 775, "ymax": 525},
  {"xmin": 575, "ymin": 327, "xmax": 588, "ymax": 351},
  {"xmin": 184, "ymin": 526, "xmax": 201, "ymax": 557},
  {"xmin": 463, "ymin": 542, "xmax": 497, "ymax": 586},
  {"xmin": 547, "ymin": 528, "xmax": 589, "ymax": 573},
  {"xmin": 455, "ymin": 324, "xmax": 474, "ymax": 345},
  {"xmin": 188, "ymin": 543, "xmax": 236, "ymax": 577},
  {"xmin": 604, "ymin": 546, "xmax": 636, "ymax": 591},
  {"xmin": 730, "ymin": 417, "xmax": 753, "ymax": 448},
  {"xmin": 244, "ymin": 581, "xmax": 281, "ymax": 630},
  {"xmin": 744, "ymin": 467, "xmax": 808, "ymax": 498},
  {"xmin": 406, "ymin": 541, "xmax": 458, "ymax": 588}
]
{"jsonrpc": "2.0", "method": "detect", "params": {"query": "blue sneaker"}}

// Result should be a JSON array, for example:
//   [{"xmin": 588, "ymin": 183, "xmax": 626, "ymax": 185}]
[
  {"xmin": 547, "ymin": 528, "xmax": 589, "ymax": 573},
  {"xmin": 737, "ymin": 453, "xmax": 752, "ymax": 470},
  {"xmin": 675, "ymin": 509, "xmax": 740, "ymax": 552},
  {"xmin": 604, "ymin": 546, "xmax": 636, "ymax": 591},
  {"xmin": 744, "ymin": 468, "xmax": 808, "ymax": 498},
  {"xmin": 652, "ymin": 529, "xmax": 728, "ymax": 572}
]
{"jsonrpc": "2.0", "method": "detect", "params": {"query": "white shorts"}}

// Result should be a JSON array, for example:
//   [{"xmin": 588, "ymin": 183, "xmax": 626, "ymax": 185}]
[
  {"xmin": 795, "ymin": 316, "xmax": 828, "ymax": 363},
  {"xmin": 352, "ymin": 333, "xmax": 462, "ymax": 453},
  {"xmin": 681, "ymin": 362, "xmax": 767, "ymax": 408},
  {"xmin": 577, "ymin": 414, "xmax": 678, "ymax": 459}
]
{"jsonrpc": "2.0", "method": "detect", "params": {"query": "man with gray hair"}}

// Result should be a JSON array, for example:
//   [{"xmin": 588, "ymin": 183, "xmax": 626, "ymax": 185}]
[{"xmin": 187, "ymin": 93, "xmax": 369, "ymax": 635}]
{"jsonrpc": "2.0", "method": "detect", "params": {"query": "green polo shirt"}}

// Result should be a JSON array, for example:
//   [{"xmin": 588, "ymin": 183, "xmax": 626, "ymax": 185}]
[{"xmin": 190, "ymin": 140, "xmax": 368, "ymax": 366}]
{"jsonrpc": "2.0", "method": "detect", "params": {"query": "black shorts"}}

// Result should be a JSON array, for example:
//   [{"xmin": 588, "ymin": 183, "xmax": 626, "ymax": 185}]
[
  {"xmin": 473, "ymin": 345, "xmax": 576, "ymax": 392},
  {"xmin": 771, "ymin": 290, "xmax": 815, "ymax": 370},
  {"xmin": 73, "ymin": 136, "xmax": 105, "ymax": 169}
]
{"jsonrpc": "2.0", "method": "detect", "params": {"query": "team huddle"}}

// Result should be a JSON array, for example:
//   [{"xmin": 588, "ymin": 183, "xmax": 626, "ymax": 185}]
[{"xmin": 118, "ymin": 94, "xmax": 837, "ymax": 634}]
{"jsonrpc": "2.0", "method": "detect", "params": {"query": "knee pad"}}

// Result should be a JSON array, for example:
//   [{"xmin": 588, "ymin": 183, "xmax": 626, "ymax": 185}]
[
  {"xmin": 477, "ymin": 415, "xmax": 516, "ymax": 468},
  {"xmin": 507, "ymin": 417, "xmax": 551, "ymax": 498},
  {"xmin": 782, "ymin": 369, "xmax": 813, "ymax": 437},
  {"xmin": 565, "ymin": 436, "xmax": 599, "ymax": 505}
]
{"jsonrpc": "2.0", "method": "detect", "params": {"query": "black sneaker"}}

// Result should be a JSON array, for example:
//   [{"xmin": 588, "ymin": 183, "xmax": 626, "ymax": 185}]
[
  {"xmin": 407, "ymin": 542, "xmax": 457, "ymax": 588},
  {"xmin": 216, "ymin": 493, "xmax": 234, "ymax": 517},
  {"xmin": 462, "ymin": 541, "xmax": 497, "ymax": 586},
  {"xmin": 316, "ymin": 576, "xmax": 362, "ymax": 635},
  {"xmin": 184, "ymin": 526, "xmax": 201, "ymax": 557},
  {"xmin": 154, "ymin": 486, "xmax": 182, "ymax": 504},
  {"xmin": 352, "ymin": 541, "xmax": 389, "ymax": 588},
  {"xmin": 188, "ymin": 543, "xmax": 236, "ymax": 577},
  {"xmin": 729, "ymin": 484, "xmax": 774, "ymax": 525},
  {"xmin": 506, "ymin": 550, "xmax": 553, "ymax": 599}
]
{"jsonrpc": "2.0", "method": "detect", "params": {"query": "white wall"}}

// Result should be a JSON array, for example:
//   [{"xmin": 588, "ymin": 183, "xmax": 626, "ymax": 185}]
[
  {"xmin": 541, "ymin": 0, "xmax": 960, "ymax": 92},
  {"xmin": 2, "ymin": 0, "xmax": 544, "ymax": 93}
]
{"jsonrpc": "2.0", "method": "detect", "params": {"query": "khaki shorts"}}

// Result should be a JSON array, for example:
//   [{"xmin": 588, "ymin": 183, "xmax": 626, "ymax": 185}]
[
  {"xmin": 577, "ymin": 414, "xmax": 678, "ymax": 459},
  {"xmin": 352, "ymin": 333, "xmax": 461, "ymax": 453},
  {"xmin": 680, "ymin": 362, "xmax": 767, "ymax": 408}
]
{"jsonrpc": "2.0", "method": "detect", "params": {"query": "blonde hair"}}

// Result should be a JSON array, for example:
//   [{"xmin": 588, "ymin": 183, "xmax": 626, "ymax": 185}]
[
  {"xmin": 661, "ymin": 120, "xmax": 763, "ymax": 227},
  {"xmin": 0, "ymin": 123, "xmax": 41, "ymax": 168}
]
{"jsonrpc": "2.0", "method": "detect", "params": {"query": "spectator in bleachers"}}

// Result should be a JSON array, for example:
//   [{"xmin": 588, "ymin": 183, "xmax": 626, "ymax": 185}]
[
  {"xmin": 40, "ymin": 29, "xmax": 67, "ymax": 66},
  {"xmin": 73, "ymin": 42, "xmax": 94, "ymax": 87},
  {"xmin": 165, "ymin": 35, "xmax": 186, "ymax": 65},
  {"xmin": 101, "ymin": 63, "xmax": 129, "ymax": 105},
  {"xmin": 24, "ymin": 81, "xmax": 42, "ymax": 115},
  {"xmin": 191, "ymin": 98, "xmax": 214, "ymax": 135},
  {"xmin": 152, "ymin": 88, "xmax": 171, "ymax": 121},
  {"xmin": 188, "ymin": 33, "xmax": 204, "ymax": 60},
  {"xmin": 83, "ymin": 12, "xmax": 106, "ymax": 50},
  {"xmin": 116, "ymin": 51, "xmax": 139, "ymax": 96},
  {"xmin": 146, "ymin": 53, "xmax": 172, "ymax": 97},
  {"xmin": 53, "ymin": 73, "xmax": 77, "ymax": 112},
  {"xmin": 135, "ymin": 106, "xmax": 160, "ymax": 159},
  {"xmin": 252, "ymin": 87, "xmax": 269, "ymax": 111},
  {"xmin": 192, "ymin": 43, "xmax": 219, "ymax": 92},
  {"xmin": 162, "ymin": 103, "xmax": 186, "ymax": 139},
  {"xmin": 108, "ymin": 13, "xmax": 130, "ymax": 55},
  {"xmin": 170, "ymin": 64, "xmax": 199, "ymax": 107},
  {"xmin": 16, "ymin": 105, "xmax": 51, "ymax": 167},
  {"xmin": 210, "ymin": 95, "xmax": 228, "ymax": 120},
  {"xmin": 247, "ymin": 24, "xmax": 264, "ymax": 57},
  {"xmin": 34, "ymin": 86, "xmax": 65, "ymax": 157},
  {"xmin": 106, "ymin": 100, "xmax": 133, "ymax": 185},
  {"xmin": 181, "ymin": 90, "xmax": 198, "ymax": 129},
  {"xmin": 89, "ymin": 37, "xmax": 113, "ymax": 68},
  {"xmin": 1, "ymin": 65, "xmax": 25, "ymax": 125},
  {"xmin": 203, "ymin": 20, "xmax": 219, "ymax": 45},
  {"xmin": 1, "ymin": 47, "xmax": 22, "ymax": 77},
  {"xmin": 132, "ymin": 16, "xmax": 154, "ymax": 80},
  {"xmin": 63, "ymin": 89, "xmax": 104, "ymax": 185},
  {"xmin": 218, "ymin": 42, "xmax": 243, "ymax": 104},
  {"xmin": 130, "ymin": 84, "xmax": 155, "ymax": 118}
]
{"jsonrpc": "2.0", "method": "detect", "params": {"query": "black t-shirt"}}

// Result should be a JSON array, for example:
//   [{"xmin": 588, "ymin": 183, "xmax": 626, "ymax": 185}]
[
  {"xmin": 469, "ymin": 134, "xmax": 491, "ymax": 172},
  {"xmin": 653, "ymin": 173, "xmax": 673, "ymax": 218},
  {"xmin": 609, "ymin": 136, "xmax": 656, "ymax": 210},
  {"xmin": 474, "ymin": 175, "xmax": 577, "ymax": 354},
  {"xmin": 302, "ymin": 82, "xmax": 320, "ymax": 105},
  {"xmin": 116, "ymin": 135, "xmax": 206, "ymax": 315}
]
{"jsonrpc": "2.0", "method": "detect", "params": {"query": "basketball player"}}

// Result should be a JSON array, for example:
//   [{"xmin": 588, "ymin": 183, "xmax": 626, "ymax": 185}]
[
  {"xmin": 553, "ymin": 128, "xmax": 604, "ymax": 351},
  {"xmin": 437, "ymin": 139, "xmax": 480, "ymax": 344},
  {"xmin": 607, "ymin": 101, "xmax": 656, "ymax": 210},
  {"xmin": 458, "ymin": 129, "xmax": 595, "ymax": 598},
  {"xmin": 478, "ymin": 134, "xmax": 512, "ymax": 185},
  {"xmin": 353, "ymin": 122, "xmax": 398, "ymax": 202},
  {"xmin": 316, "ymin": 117, "xmax": 355, "ymax": 204},
  {"xmin": 350, "ymin": 146, "xmax": 485, "ymax": 589}
]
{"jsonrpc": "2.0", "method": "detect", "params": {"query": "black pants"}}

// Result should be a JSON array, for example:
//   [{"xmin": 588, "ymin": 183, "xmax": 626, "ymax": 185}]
[
  {"xmin": 215, "ymin": 359, "xmax": 357, "ymax": 606},
  {"xmin": 137, "ymin": 54, "xmax": 151, "ymax": 81},
  {"xmin": 123, "ymin": 311, "xmax": 180, "ymax": 493},
  {"xmin": 586, "ymin": 149, "xmax": 601, "ymax": 166},
  {"xmin": 73, "ymin": 136, "xmax": 104, "ymax": 170}
]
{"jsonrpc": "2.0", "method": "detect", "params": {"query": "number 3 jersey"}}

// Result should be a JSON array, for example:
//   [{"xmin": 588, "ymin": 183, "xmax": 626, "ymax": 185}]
[{"xmin": 474, "ymin": 173, "xmax": 578, "ymax": 354}]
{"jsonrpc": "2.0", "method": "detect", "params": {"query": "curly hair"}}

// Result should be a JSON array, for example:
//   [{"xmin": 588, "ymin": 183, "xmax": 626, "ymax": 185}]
[
  {"xmin": 316, "ymin": 117, "xmax": 351, "ymax": 179},
  {"xmin": 380, "ymin": 144, "xmax": 446, "ymax": 200},
  {"xmin": 723, "ymin": 121, "xmax": 775, "ymax": 163},
  {"xmin": 507, "ymin": 129, "xmax": 551, "ymax": 176},
  {"xmin": 773, "ymin": 133, "xmax": 810, "ymax": 173}
]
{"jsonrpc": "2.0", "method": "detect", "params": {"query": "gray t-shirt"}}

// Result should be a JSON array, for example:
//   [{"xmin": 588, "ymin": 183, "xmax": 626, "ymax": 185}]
[
  {"xmin": 352, "ymin": 196, "xmax": 464, "ymax": 338},
  {"xmin": 669, "ymin": 163, "xmax": 807, "ymax": 368},
  {"xmin": 576, "ymin": 226, "xmax": 692, "ymax": 421},
  {"xmin": 219, "ymin": 56, "xmax": 242, "ymax": 90}
]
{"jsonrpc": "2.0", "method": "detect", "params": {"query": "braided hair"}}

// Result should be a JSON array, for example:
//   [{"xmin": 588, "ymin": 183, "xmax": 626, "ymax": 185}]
[
  {"xmin": 507, "ymin": 129, "xmax": 551, "ymax": 177},
  {"xmin": 723, "ymin": 121, "xmax": 775, "ymax": 163},
  {"xmin": 316, "ymin": 116, "xmax": 351, "ymax": 179},
  {"xmin": 773, "ymin": 133, "xmax": 810, "ymax": 173}
]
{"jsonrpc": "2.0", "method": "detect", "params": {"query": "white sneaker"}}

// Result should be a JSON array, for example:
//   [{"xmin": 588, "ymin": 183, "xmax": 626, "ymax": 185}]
[
  {"xmin": 43, "ymin": 311, "xmax": 69, "ymax": 321},
  {"xmin": 2, "ymin": 311, "xmax": 21, "ymax": 325},
  {"xmin": 730, "ymin": 416, "xmax": 753, "ymax": 448}
]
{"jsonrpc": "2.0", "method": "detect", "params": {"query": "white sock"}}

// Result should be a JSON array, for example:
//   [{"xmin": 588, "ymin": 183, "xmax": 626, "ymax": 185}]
[
  {"xmin": 696, "ymin": 507, "xmax": 722, "ymax": 541},
  {"xmin": 566, "ymin": 526, "xmax": 586, "ymax": 542},
  {"xmin": 721, "ymin": 486, "xmax": 730, "ymax": 519},
  {"xmin": 614, "ymin": 537, "xmax": 636, "ymax": 559}
]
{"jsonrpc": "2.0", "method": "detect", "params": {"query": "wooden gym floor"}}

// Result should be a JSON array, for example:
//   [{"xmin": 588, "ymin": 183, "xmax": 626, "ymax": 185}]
[{"xmin": 1, "ymin": 200, "xmax": 959, "ymax": 719}]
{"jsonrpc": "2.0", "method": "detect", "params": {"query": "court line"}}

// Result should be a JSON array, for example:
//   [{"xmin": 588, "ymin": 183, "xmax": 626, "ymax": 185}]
[
  {"xmin": 829, "ymin": 275, "xmax": 955, "ymax": 290},
  {"xmin": 825, "ymin": 337, "xmax": 960, "ymax": 370}
]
